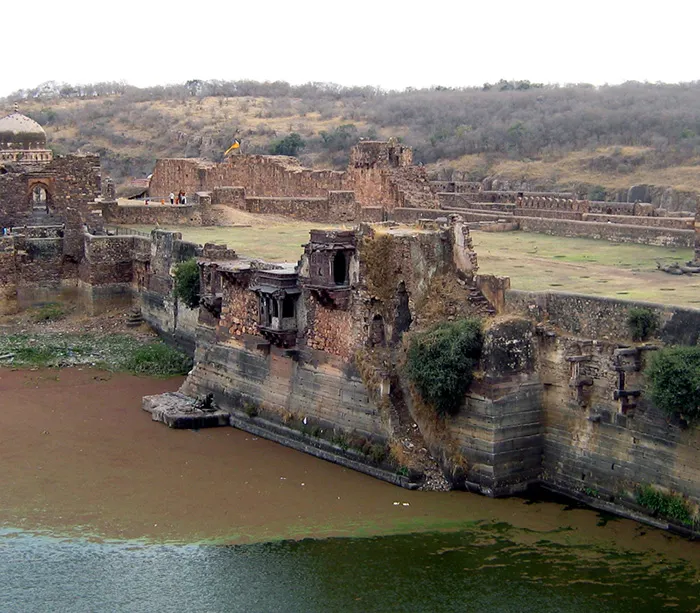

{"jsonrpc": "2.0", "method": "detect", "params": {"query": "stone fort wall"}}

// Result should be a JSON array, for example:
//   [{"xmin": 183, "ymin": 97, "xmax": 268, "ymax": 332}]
[{"xmin": 0, "ymin": 155, "xmax": 100, "ymax": 228}]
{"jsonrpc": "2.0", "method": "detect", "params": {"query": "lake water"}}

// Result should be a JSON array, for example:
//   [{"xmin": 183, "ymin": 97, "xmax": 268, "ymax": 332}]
[
  {"xmin": 3, "ymin": 517, "xmax": 698, "ymax": 613},
  {"xmin": 2, "ymin": 369, "xmax": 699, "ymax": 612}
]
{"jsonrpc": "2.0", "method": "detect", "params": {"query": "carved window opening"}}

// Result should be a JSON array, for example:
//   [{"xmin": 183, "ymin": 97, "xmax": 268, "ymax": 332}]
[
  {"xmin": 251, "ymin": 269, "xmax": 300, "ymax": 348},
  {"xmin": 282, "ymin": 294, "xmax": 295, "ymax": 318},
  {"xmin": 333, "ymin": 251, "xmax": 347, "ymax": 285}
]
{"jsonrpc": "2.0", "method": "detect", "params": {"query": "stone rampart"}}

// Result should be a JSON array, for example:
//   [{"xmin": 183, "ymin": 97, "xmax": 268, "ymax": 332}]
[
  {"xmin": 149, "ymin": 156, "xmax": 346, "ymax": 200},
  {"xmin": 504, "ymin": 289, "xmax": 700, "ymax": 345},
  {"xmin": 148, "ymin": 143, "xmax": 440, "ymax": 222},
  {"xmin": 516, "ymin": 216, "xmax": 693, "ymax": 247},
  {"xmin": 102, "ymin": 202, "xmax": 203, "ymax": 226},
  {"xmin": 0, "ymin": 155, "xmax": 100, "ymax": 227}
]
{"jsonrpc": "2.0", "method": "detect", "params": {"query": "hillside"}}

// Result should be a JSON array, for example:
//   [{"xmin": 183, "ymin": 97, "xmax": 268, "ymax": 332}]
[{"xmin": 3, "ymin": 80, "xmax": 700, "ymax": 207}]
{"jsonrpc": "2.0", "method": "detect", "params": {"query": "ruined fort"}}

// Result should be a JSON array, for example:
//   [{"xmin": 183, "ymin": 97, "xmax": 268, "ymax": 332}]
[{"xmin": 3, "ymin": 108, "xmax": 700, "ymax": 535}]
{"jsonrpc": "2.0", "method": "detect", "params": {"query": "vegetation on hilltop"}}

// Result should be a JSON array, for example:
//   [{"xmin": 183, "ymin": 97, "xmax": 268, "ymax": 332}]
[{"xmin": 4, "ymin": 79, "xmax": 700, "ymax": 197}]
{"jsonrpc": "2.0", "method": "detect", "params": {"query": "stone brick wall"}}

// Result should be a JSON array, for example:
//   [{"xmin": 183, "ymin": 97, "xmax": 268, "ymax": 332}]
[
  {"xmin": 212, "ymin": 186, "xmax": 246, "ymax": 206},
  {"xmin": 149, "ymin": 143, "xmax": 441, "ymax": 220},
  {"xmin": 0, "ymin": 236, "xmax": 17, "ymax": 313},
  {"xmin": 181, "ymin": 331, "xmax": 385, "ymax": 442},
  {"xmin": 515, "ymin": 216, "xmax": 693, "ymax": 247},
  {"xmin": 102, "ymin": 202, "xmax": 203, "ymax": 225},
  {"xmin": 80, "ymin": 235, "xmax": 136, "ymax": 286},
  {"xmin": 304, "ymin": 295, "xmax": 357, "ymax": 358},
  {"xmin": 505, "ymin": 289, "xmax": 700, "ymax": 346},
  {"xmin": 0, "ymin": 155, "xmax": 100, "ymax": 227},
  {"xmin": 48, "ymin": 155, "xmax": 101, "ymax": 213},
  {"xmin": 0, "ymin": 172, "xmax": 28, "ymax": 226},
  {"xmin": 149, "ymin": 156, "xmax": 345, "ymax": 199},
  {"xmin": 218, "ymin": 280, "xmax": 258, "ymax": 339}
]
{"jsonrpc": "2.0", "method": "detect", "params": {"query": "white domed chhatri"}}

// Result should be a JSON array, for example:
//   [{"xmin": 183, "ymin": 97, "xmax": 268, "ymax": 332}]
[{"xmin": 0, "ymin": 104, "xmax": 52, "ymax": 164}]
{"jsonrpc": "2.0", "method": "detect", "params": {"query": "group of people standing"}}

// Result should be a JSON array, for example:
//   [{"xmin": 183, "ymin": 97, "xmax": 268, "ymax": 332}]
[
  {"xmin": 144, "ymin": 190, "xmax": 187, "ymax": 206},
  {"xmin": 169, "ymin": 191, "xmax": 187, "ymax": 205}
]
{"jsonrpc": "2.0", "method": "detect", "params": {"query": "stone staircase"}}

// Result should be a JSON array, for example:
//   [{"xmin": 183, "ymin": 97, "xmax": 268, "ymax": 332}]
[
  {"xmin": 468, "ymin": 283, "xmax": 496, "ymax": 316},
  {"xmin": 28, "ymin": 205, "xmax": 63, "ymax": 226}
]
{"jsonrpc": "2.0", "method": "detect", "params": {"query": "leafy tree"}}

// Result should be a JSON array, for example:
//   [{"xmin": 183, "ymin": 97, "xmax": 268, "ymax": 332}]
[
  {"xmin": 405, "ymin": 319, "xmax": 483, "ymax": 416},
  {"xmin": 588, "ymin": 185, "xmax": 607, "ymax": 201},
  {"xmin": 173, "ymin": 258, "xmax": 200, "ymax": 309},
  {"xmin": 645, "ymin": 346, "xmax": 700, "ymax": 421},
  {"xmin": 627, "ymin": 308, "xmax": 659, "ymax": 342},
  {"xmin": 270, "ymin": 133, "xmax": 305, "ymax": 156}
]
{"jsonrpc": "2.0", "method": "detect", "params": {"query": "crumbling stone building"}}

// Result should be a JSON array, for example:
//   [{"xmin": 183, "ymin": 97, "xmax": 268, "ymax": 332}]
[
  {"xmin": 3, "ymin": 114, "xmax": 700, "ymax": 535},
  {"xmin": 103, "ymin": 140, "xmax": 439, "ymax": 225}
]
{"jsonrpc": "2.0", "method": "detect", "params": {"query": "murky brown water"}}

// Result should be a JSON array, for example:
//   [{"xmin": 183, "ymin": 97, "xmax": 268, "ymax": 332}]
[{"xmin": 1, "ymin": 368, "xmax": 698, "ymax": 566}]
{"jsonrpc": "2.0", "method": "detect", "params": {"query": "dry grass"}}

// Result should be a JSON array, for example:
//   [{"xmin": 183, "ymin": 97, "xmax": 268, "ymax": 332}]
[
  {"xmin": 117, "ymin": 210, "xmax": 700, "ymax": 306},
  {"xmin": 121, "ymin": 208, "xmax": 349, "ymax": 262},
  {"xmin": 473, "ymin": 230, "xmax": 700, "ymax": 307},
  {"xmin": 432, "ymin": 147, "xmax": 700, "ymax": 193}
]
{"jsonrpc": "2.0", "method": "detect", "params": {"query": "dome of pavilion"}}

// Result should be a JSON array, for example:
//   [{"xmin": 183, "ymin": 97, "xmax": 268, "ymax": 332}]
[{"xmin": 0, "ymin": 106, "xmax": 52, "ymax": 163}]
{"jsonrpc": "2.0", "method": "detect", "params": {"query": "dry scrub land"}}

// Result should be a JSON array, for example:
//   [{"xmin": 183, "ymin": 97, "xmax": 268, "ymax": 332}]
[{"xmin": 119, "ymin": 212, "xmax": 698, "ymax": 307}]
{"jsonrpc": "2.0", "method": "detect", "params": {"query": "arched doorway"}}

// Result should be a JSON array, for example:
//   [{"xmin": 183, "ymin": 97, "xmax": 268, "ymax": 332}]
[{"xmin": 28, "ymin": 183, "xmax": 53, "ymax": 216}]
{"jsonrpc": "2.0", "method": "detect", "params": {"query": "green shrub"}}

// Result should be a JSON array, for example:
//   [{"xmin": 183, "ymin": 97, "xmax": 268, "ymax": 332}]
[
  {"xmin": 173, "ymin": 259, "xmax": 200, "ymax": 309},
  {"xmin": 121, "ymin": 342, "xmax": 192, "ymax": 377},
  {"xmin": 243, "ymin": 402, "xmax": 259, "ymax": 418},
  {"xmin": 269, "ymin": 133, "xmax": 305, "ymax": 156},
  {"xmin": 628, "ymin": 307, "xmax": 659, "ymax": 342},
  {"xmin": 635, "ymin": 484, "xmax": 695, "ymax": 526},
  {"xmin": 588, "ymin": 185, "xmax": 607, "ymax": 201},
  {"xmin": 645, "ymin": 346, "xmax": 700, "ymax": 421},
  {"xmin": 405, "ymin": 318, "xmax": 483, "ymax": 416},
  {"xmin": 31, "ymin": 302, "xmax": 67, "ymax": 322},
  {"xmin": 368, "ymin": 444, "xmax": 387, "ymax": 464}
]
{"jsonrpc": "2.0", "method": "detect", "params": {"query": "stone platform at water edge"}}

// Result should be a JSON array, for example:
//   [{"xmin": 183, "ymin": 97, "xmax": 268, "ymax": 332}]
[{"xmin": 142, "ymin": 392, "xmax": 229, "ymax": 429}]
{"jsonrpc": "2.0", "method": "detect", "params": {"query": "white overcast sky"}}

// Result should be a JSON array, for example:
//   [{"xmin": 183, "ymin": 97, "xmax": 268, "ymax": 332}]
[{"xmin": 2, "ymin": 0, "xmax": 697, "ymax": 97}]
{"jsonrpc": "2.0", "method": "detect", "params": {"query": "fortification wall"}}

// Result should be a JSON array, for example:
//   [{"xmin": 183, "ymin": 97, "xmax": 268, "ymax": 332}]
[
  {"xmin": 0, "ymin": 236, "xmax": 17, "ymax": 314},
  {"xmin": 501, "ymin": 290, "xmax": 700, "ymax": 524},
  {"xmin": 0, "ymin": 155, "xmax": 100, "ymax": 227},
  {"xmin": 515, "ymin": 217, "xmax": 693, "ymax": 247},
  {"xmin": 139, "ymin": 231, "xmax": 201, "ymax": 354},
  {"xmin": 149, "ymin": 156, "xmax": 345, "ymax": 199},
  {"xmin": 102, "ymin": 202, "xmax": 203, "ymax": 225},
  {"xmin": 181, "ymin": 332, "xmax": 386, "ymax": 442}
]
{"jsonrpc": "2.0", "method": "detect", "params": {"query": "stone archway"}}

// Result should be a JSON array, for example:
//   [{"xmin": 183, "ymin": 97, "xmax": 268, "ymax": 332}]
[{"xmin": 27, "ymin": 181, "xmax": 54, "ymax": 216}]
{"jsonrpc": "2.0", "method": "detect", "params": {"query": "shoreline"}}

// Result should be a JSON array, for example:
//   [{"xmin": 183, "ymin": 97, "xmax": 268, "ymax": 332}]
[{"xmin": 1, "ymin": 366, "xmax": 699, "ymax": 566}]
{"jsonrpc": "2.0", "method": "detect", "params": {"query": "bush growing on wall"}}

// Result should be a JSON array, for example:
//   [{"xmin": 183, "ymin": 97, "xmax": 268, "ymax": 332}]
[
  {"xmin": 627, "ymin": 307, "xmax": 659, "ymax": 342},
  {"xmin": 173, "ymin": 258, "xmax": 200, "ymax": 309},
  {"xmin": 627, "ymin": 307, "xmax": 659, "ymax": 341},
  {"xmin": 635, "ymin": 484, "xmax": 695, "ymax": 526},
  {"xmin": 405, "ymin": 318, "xmax": 483, "ymax": 416},
  {"xmin": 645, "ymin": 346, "xmax": 700, "ymax": 421}
]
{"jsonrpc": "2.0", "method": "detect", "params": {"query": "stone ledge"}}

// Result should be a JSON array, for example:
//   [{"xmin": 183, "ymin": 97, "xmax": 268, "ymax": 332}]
[
  {"xmin": 228, "ymin": 412, "xmax": 419, "ymax": 490},
  {"xmin": 142, "ymin": 392, "xmax": 229, "ymax": 429}
]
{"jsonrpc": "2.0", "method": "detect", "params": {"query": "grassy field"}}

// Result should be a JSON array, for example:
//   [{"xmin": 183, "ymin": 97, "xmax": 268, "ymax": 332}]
[
  {"xmin": 472, "ymin": 231, "xmax": 699, "ymax": 306},
  {"xmin": 121, "ymin": 219, "xmax": 699, "ymax": 307},
  {"xmin": 124, "ymin": 218, "xmax": 344, "ymax": 262}
]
